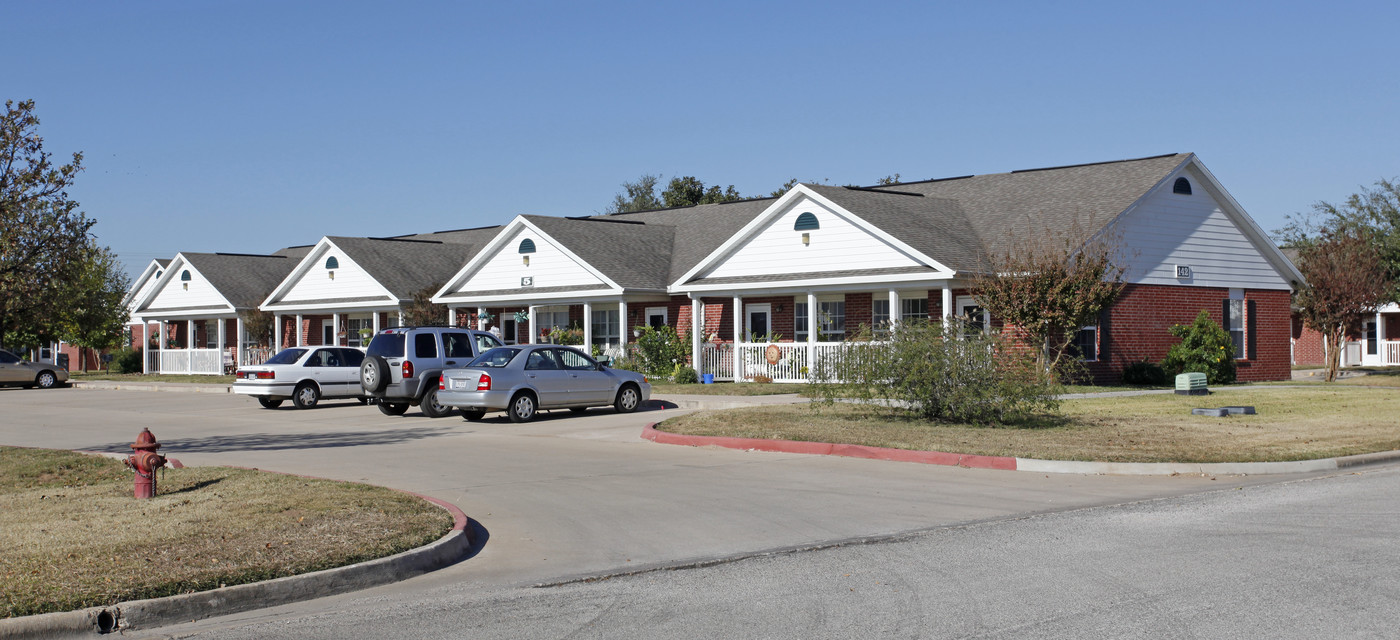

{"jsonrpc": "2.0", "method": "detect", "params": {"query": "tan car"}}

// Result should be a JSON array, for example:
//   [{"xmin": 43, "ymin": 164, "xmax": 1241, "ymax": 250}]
[{"xmin": 0, "ymin": 349, "xmax": 69, "ymax": 389}]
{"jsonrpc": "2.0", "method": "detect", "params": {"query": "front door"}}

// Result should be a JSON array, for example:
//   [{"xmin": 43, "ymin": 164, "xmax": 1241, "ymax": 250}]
[
  {"xmin": 322, "ymin": 319, "xmax": 335, "ymax": 346},
  {"xmin": 645, "ymin": 307, "xmax": 667, "ymax": 330},
  {"xmin": 955, "ymin": 295, "xmax": 986, "ymax": 336},
  {"xmin": 746, "ymin": 303, "xmax": 771, "ymax": 341}
]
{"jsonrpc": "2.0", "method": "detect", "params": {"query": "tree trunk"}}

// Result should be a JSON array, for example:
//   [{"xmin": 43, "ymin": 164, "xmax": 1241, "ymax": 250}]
[{"xmin": 1324, "ymin": 324, "xmax": 1345, "ymax": 383}]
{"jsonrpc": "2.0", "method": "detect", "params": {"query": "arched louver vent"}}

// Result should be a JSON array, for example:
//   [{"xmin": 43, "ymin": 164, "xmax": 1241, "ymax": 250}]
[
  {"xmin": 794, "ymin": 212, "xmax": 819, "ymax": 231},
  {"xmin": 519, "ymin": 239, "xmax": 537, "ymax": 254},
  {"xmin": 180, "ymin": 270, "xmax": 191, "ymax": 281},
  {"xmin": 1173, "ymin": 177, "xmax": 1192, "ymax": 195},
  {"xmin": 325, "ymin": 256, "xmax": 339, "ymax": 269}
]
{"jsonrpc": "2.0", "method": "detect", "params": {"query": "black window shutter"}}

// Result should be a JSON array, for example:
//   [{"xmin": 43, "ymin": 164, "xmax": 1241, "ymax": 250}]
[
  {"xmin": 1221, "ymin": 299, "xmax": 1230, "ymax": 328},
  {"xmin": 1247, "ymin": 300, "xmax": 1257, "ymax": 360},
  {"xmin": 1098, "ymin": 309, "xmax": 1111, "ymax": 361}
]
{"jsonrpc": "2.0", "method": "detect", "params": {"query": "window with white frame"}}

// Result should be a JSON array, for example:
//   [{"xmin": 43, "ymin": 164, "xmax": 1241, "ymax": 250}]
[
  {"xmin": 1227, "ymin": 299, "xmax": 1245, "ymax": 359},
  {"xmin": 795, "ymin": 300, "xmax": 845, "ymax": 341},
  {"xmin": 537, "ymin": 307, "xmax": 571, "ymax": 333},
  {"xmin": 592, "ymin": 308, "xmax": 619, "ymax": 349},
  {"xmin": 901, "ymin": 298, "xmax": 928, "ymax": 322},
  {"xmin": 872, "ymin": 299, "xmax": 890, "ymax": 334},
  {"xmin": 345, "ymin": 315, "xmax": 373, "ymax": 348}
]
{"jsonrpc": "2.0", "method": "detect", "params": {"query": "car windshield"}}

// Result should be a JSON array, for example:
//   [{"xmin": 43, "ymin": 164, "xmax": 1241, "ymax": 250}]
[
  {"xmin": 468, "ymin": 347, "xmax": 521, "ymax": 368},
  {"xmin": 264, "ymin": 348, "xmax": 308, "ymax": 365},
  {"xmin": 366, "ymin": 333, "xmax": 405, "ymax": 358}
]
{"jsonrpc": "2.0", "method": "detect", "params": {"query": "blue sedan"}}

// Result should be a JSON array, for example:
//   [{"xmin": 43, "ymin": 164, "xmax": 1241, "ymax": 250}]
[{"xmin": 438, "ymin": 345, "xmax": 650, "ymax": 422}]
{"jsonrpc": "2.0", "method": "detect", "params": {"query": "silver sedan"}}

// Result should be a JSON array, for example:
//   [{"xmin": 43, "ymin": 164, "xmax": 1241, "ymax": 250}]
[
  {"xmin": 0, "ymin": 349, "xmax": 68, "ymax": 389},
  {"xmin": 438, "ymin": 345, "xmax": 650, "ymax": 423}
]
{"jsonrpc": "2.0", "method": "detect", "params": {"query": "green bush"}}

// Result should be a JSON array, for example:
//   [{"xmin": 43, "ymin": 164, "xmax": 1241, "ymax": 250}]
[
  {"xmin": 671, "ymin": 365, "xmax": 700, "ymax": 384},
  {"xmin": 1121, "ymin": 360, "xmax": 1169, "ymax": 386},
  {"xmin": 1161, "ymin": 310, "xmax": 1236, "ymax": 385},
  {"xmin": 631, "ymin": 325, "xmax": 691, "ymax": 377},
  {"xmin": 112, "ymin": 348, "xmax": 144, "ymax": 374},
  {"xmin": 810, "ymin": 319, "xmax": 1060, "ymax": 425}
]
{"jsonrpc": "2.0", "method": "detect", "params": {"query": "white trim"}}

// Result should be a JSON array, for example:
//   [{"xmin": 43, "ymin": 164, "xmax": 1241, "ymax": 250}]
[
  {"xmin": 680, "ymin": 273, "xmax": 955, "ymax": 295},
  {"xmin": 261, "ymin": 237, "xmax": 398, "ymax": 311},
  {"xmin": 132, "ymin": 253, "xmax": 237, "ymax": 317},
  {"xmin": 644, "ymin": 306, "xmax": 668, "ymax": 328},
  {"xmin": 433, "ymin": 216, "xmax": 624, "ymax": 303},
  {"xmin": 671, "ymin": 184, "xmax": 956, "ymax": 289},
  {"xmin": 744, "ymin": 303, "xmax": 772, "ymax": 340}
]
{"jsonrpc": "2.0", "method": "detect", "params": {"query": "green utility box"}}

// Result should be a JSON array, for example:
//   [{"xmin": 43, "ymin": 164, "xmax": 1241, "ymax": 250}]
[{"xmin": 1175, "ymin": 372, "xmax": 1208, "ymax": 396}]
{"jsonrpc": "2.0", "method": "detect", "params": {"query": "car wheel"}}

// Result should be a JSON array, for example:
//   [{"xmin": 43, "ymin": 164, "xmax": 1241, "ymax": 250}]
[
  {"xmin": 420, "ymin": 386, "xmax": 455, "ymax": 418},
  {"xmin": 361, "ymin": 356, "xmax": 390, "ymax": 393},
  {"xmin": 257, "ymin": 397, "xmax": 283, "ymax": 409},
  {"xmin": 34, "ymin": 371, "xmax": 57, "ymax": 389},
  {"xmin": 508, "ymin": 392, "xmax": 537, "ymax": 423},
  {"xmin": 569, "ymin": 407, "xmax": 588, "ymax": 414},
  {"xmin": 462, "ymin": 408, "xmax": 486, "ymax": 422},
  {"xmin": 292, "ymin": 383, "xmax": 320, "ymax": 409},
  {"xmin": 378, "ymin": 402, "xmax": 409, "ymax": 416},
  {"xmin": 614, "ymin": 384, "xmax": 640, "ymax": 413}
]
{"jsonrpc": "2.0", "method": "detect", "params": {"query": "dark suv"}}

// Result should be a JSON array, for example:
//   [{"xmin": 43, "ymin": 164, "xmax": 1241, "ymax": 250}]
[{"xmin": 359, "ymin": 326, "xmax": 504, "ymax": 417}]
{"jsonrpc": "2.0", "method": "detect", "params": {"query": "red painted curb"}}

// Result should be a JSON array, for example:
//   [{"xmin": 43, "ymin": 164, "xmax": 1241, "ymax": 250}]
[{"xmin": 642, "ymin": 423, "xmax": 1019, "ymax": 471}]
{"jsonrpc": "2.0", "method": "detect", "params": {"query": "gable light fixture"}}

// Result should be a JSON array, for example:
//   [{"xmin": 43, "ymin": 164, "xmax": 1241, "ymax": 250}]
[{"xmin": 802, "ymin": 232, "xmax": 810, "ymax": 246}]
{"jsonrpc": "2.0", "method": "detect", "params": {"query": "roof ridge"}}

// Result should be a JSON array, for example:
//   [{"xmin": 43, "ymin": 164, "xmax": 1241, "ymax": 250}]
[
  {"xmin": 563, "ymin": 216, "xmax": 647, "ymax": 225},
  {"xmin": 1008, "ymin": 153, "xmax": 1182, "ymax": 174},
  {"xmin": 840, "ymin": 185, "xmax": 925, "ymax": 197},
  {"xmin": 210, "ymin": 252, "xmax": 288, "ymax": 258}
]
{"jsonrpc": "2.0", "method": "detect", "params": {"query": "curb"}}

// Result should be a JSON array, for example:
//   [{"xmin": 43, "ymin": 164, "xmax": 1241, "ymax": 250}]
[
  {"xmin": 71, "ymin": 380, "xmax": 233, "ymax": 394},
  {"xmin": 0, "ymin": 493, "xmax": 471, "ymax": 639},
  {"xmin": 641, "ymin": 423, "xmax": 1400, "ymax": 476}
]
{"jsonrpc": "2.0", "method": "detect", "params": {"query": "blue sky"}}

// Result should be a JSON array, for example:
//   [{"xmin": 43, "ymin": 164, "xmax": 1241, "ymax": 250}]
[{"xmin": 7, "ymin": 1, "xmax": 1397, "ymax": 278}]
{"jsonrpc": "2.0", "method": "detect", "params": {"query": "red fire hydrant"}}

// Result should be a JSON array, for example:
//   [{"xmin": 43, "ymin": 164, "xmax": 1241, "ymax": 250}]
[{"xmin": 124, "ymin": 428, "xmax": 168, "ymax": 499}]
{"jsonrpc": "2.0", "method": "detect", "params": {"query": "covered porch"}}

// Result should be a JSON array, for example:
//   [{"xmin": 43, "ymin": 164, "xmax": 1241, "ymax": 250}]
[
  {"xmin": 1343, "ymin": 303, "xmax": 1400, "ymax": 367},
  {"xmin": 143, "ymin": 315, "xmax": 249, "ymax": 375},
  {"xmin": 444, "ymin": 293, "xmax": 672, "ymax": 359},
  {"xmin": 268, "ymin": 307, "xmax": 401, "ymax": 353}
]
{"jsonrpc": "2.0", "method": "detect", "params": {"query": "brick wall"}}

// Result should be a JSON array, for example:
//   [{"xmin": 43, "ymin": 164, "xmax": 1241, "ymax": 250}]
[
  {"xmin": 845, "ymin": 292, "xmax": 872, "ymax": 334},
  {"xmin": 1291, "ymin": 314, "xmax": 1327, "ymax": 366},
  {"xmin": 1082, "ymin": 284, "xmax": 1291, "ymax": 383}
]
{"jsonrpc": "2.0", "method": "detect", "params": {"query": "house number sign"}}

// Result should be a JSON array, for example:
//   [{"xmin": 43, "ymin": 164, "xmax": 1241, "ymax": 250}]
[
  {"xmin": 1175, "ymin": 265, "xmax": 1191, "ymax": 279},
  {"xmin": 521, "ymin": 276, "xmax": 534, "ymax": 287}
]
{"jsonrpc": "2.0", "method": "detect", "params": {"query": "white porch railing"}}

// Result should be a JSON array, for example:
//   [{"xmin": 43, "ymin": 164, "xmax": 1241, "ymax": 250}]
[
  {"xmin": 241, "ymin": 347, "xmax": 276, "ymax": 367},
  {"xmin": 158, "ymin": 349, "xmax": 223, "ymax": 375},
  {"xmin": 698, "ymin": 344, "xmax": 736, "ymax": 381},
  {"xmin": 1386, "ymin": 341, "xmax": 1400, "ymax": 366}
]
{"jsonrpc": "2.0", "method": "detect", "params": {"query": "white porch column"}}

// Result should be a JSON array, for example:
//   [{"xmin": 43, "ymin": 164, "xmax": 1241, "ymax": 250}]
[
  {"xmin": 187, "ymin": 319, "xmax": 194, "ymax": 373},
  {"xmin": 447, "ymin": 307, "xmax": 457, "ymax": 328},
  {"xmin": 235, "ymin": 316, "xmax": 245, "ymax": 369},
  {"xmin": 396, "ymin": 310, "xmax": 405, "ymax": 327},
  {"xmin": 295, "ymin": 314, "xmax": 304, "ymax": 346},
  {"xmin": 217, "ymin": 316, "xmax": 226, "ymax": 372},
  {"xmin": 691, "ymin": 297, "xmax": 702, "ymax": 368},
  {"xmin": 583, "ymin": 302, "xmax": 593, "ymax": 352},
  {"xmin": 274, "ymin": 315, "xmax": 282, "ymax": 352},
  {"xmin": 888, "ymin": 289, "xmax": 901, "ymax": 330},
  {"xmin": 332, "ymin": 312, "xmax": 340, "ymax": 345},
  {"xmin": 372, "ymin": 310, "xmax": 380, "ymax": 335},
  {"xmin": 618, "ymin": 299, "xmax": 629, "ymax": 350},
  {"xmin": 732, "ymin": 295, "xmax": 742, "ymax": 343},
  {"xmin": 528, "ymin": 305, "xmax": 538, "ymax": 344},
  {"xmin": 477, "ymin": 307, "xmax": 488, "ymax": 331},
  {"xmin": 942, "ymin": 286, "xmax": 953, "ymax": 320},
  {"xmin": 807, "ymin": 291, "xmax": 818, "ymax": 373}
]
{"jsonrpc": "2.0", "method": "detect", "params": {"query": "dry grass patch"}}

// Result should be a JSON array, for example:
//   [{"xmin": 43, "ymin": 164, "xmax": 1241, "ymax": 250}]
[
  {"xmin": 649, "ymin": 382, "xmax": 802, "ymax": 396},
  {"xmin": 70, "ymin": 372, "xmax": 236, "ymax": 384},
  {"xmin": 0, "ymin": 448, "xmax": 451, "ymax": 619},
  {"xmin": 658, "ymin": 386, "xmax": 1400, "ymax": 464}
]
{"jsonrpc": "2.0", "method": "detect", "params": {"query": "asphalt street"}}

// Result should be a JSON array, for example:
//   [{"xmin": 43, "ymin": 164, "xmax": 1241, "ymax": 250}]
[{"xmin": 2, "ymin": 386, "xmax": 1389, "ymax": 637}]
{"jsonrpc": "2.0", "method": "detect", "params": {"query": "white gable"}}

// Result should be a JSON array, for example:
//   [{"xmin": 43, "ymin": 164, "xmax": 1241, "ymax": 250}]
[
  {"xmin": 126, "ymin": 261, "xmax": 167, "ymax": 320},
  {"xmin": 700, "ymin": 195, "xmax": 926, "ymax": 280},
  {"xmin": 272, "ymin": 242, "xmax": 393, "ymax": 306},
  {"xmin": 445, "ymin": 225, "xmax": 607, "ymax": 295},
  {"xmin": 1117, "ymin": 166, "xmax": 1291, "ymax": 290},
  {"xmin": 141, "ymin": 259, "xmax": 231, "ymax": 313}
]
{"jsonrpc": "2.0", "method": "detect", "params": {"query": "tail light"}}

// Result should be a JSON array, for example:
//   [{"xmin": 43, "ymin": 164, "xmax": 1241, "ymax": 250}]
[
  {"xmin": 402, "ymin": 360, "xmax": 414, "ymax": 379},
  {"xmin": 236, "ymin": 370, "xmax": 274, "ymax": 380},
  {"xmin": 439, "ymin": 377, "xmax": 446, "ymax": 390},
  {"xmin": 477, "ymin": 373, "xmax": 491, "ymax": 391}
]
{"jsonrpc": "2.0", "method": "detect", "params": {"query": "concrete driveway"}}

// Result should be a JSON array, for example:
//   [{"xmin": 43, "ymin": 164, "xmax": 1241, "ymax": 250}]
[{"xmin": 0, "ymin": 387, "xmax": 1297, "ymax": 613}]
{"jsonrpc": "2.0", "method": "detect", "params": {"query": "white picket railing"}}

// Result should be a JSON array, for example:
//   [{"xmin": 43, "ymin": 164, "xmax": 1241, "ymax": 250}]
[
  {"xmin": 1386, "ymin": 340, "xmax": 1400, "ymax": 366},
  {"xmin": 158, "ymin": 349, "xmax": 224, "ymax": 375},
  {"xmin": 240, "ymin": 347, "xmax": 276, "ymax": 367},
  {"xmin": 698, "ymin": 344, "xmax": 736, "ymax": 381}
]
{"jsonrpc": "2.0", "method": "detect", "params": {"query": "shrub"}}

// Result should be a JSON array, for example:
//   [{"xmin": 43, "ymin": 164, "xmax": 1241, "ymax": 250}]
[
  {"xmin": 810, "ymin": 319, "xmax": 1060, "ymax": 425},
  {"xmin": 112, "ymin": 348, "xmax": 144, "ymax": 374},
  {"xmin": 1161, "ymin": 310, "xmax": 1236, "ymax": 385},
  {"xmin": 631, "ymin": 325, "xmax": 691, "ymax": 377},
  {"xmin": 1121, "ymin": 360, "xmax": 1169, "ymax": 386},
  {"xmin": 672, "ymin": 365, "xmax": 700, "ymax": 384},
  {"xmin": 612, "ymin": 354, "xmax": 644, "ymax": 373}
]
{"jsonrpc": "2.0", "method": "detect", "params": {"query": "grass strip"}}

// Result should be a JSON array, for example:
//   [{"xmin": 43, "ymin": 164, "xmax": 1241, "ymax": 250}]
[
  {"xmin": 0, "ymin": 448, "xmax": 451, "ymax": 619},
  {"xmin": 657, "ymin": 386, "xmax": 1400, "ymax": 464}
]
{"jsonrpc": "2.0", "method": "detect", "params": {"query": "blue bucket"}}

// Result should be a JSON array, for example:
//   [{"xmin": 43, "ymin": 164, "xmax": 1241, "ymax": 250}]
[{"xmin": 702, "ymin": 373, "xmax": 714, "ymax": 384}]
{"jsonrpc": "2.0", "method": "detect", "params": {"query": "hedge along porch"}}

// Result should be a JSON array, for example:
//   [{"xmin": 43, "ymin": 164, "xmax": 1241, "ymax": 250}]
[
  {"xmin": 128, "ymin": 251, "xmax": 305, "ymax": 374},
  {"xmin": 259, "ymin": 234, "xmax": 484, "ymax": 355}
]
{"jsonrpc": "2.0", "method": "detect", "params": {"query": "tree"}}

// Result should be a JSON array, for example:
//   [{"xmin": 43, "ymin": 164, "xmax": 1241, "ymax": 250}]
[
  {"xmin": 60, "ymin": 246, "xmax": 130, "ymax": 371},
  {"xmin": 606, "ymin": 174, "xmax": 663, "ymax": 213},
  {"xmin": 660, "ymin": 176, "xmax": 741, "ymax": 208},
  {"xmin": 239, "ymin": 304, "xmax": 276, "ymax": 349},
  {"xmin": 401, "ymin": 283, "xmax": 447, "ymax": 326},
  {"xmin": 1, "ymin": 100, "xmax": 93, "ymax": 350},
  {"xmin": 1294, "ymin": 228, "xmax": 1392, "ymax": 382},
  {"xmin": 875, "ymin": 173, "xmax": 902, "ymax": 186},
  {"xmin": 969, "ymin": 230, "xmax": 1125, "ymax": 376},
  {"xmin": 1277, "ymin": 178, "xmax": 1400, "ymax": 304}
]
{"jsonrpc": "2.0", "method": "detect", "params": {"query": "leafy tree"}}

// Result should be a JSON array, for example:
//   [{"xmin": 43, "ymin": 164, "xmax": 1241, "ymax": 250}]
[
  {"xmin": 660, "ymin": 176, "xmax": 741, "ymax": 208},
  {"xmin": 1160, "ymin": 310, "xmax": 1236, "ymax": 385},
  {"xmin": 60, "ymin": 246, "xmax": 130, "ymax": 371},
  {"xmin": 401, "ymin": 283, "xmax": 447, "ymax": 326},
  {"xmin": 239, "ymin": 303, "xmax": 276, "ymax": 349},
  {"xmin": 0, "ymin": 100, "xmax": 92, "ymax": 350},
  {"xmin": 969, "ymin": 230, "xmax": 1125, "ymax": 375},
  {"xmin": 875, "ymin": 173, "xmax": 902, "ymax": 186},
  {"xmin": 1293, "ymin": 229, "xmax": 1392, "ymax": 382},
  {"xmin": 606, "ymin": 174, "xmax": 664, "ymax": 213},
  {"xmin": 1277, "ymin": 178, "xmax": 1400, "ymax": 303}
]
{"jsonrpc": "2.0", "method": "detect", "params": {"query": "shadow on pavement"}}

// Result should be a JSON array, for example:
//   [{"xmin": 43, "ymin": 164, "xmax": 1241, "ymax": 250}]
[{"xmin": 83, "ymin": 426, "xmax": 458, "ymax": 455}]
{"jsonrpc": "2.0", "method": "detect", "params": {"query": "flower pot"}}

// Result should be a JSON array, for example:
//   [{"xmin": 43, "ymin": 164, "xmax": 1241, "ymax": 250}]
[{"xmin": 702, "ymin": 373, "xmax": 714, "ymax": 384}]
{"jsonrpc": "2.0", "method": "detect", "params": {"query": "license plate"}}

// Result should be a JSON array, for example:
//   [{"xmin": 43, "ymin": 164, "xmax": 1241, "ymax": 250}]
[
  {"xmin": 450, "ymin": 379, "xmax": 468, "ymax": 389},
  {"xmin": 246, "ymin": 373, "xmax": 257, "ymax": 380}
]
